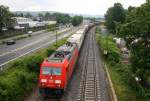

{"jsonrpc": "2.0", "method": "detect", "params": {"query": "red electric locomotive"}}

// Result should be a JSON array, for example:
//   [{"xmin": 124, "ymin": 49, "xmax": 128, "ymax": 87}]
[{"xmin": 39, "ymin": 43, "xmax": 78, "ymax": 95}]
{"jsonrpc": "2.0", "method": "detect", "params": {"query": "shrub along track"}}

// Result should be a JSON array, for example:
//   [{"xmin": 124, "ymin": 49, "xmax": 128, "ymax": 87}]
[{"xmin": 26, "ymin": 27, "xmax": 110, "ymax": 101}]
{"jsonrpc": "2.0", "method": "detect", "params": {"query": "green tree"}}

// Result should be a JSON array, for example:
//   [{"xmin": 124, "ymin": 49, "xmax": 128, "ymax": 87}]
[
  {"xmin": 45, "ymin": 12, "xmax": 51, "ymax": 20},
  {"xmin": 118, "ymin": 3, "xmax": 150, "ymax": 81},
  {"xmin": 105, "ymin": 3, "xmax": 126, "ymax": 33},
  {"xmin": 38, "ymin": 13, "xmax": 44, "ymax": 17},
  {"xmin": 19, "ymin": 13, "xmax": 24, "ymax": 17},
  {"xmin": 0, "ymin": 5, "xmax": 13, "ymax": 32},
  {"xmin": 71, "ymin": 16, "xmax": 83, "ymax": 26},
  {"xmin": 25, "ymin": 13, "xmax": 32, "ymax": 18},
  {"xmin": 52, "ymin": 13, "xmax": 71, "ymax": 24}
]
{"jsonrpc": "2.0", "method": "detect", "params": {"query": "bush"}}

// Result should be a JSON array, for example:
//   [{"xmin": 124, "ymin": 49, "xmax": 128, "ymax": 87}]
[
  {"xmin": 23, "ymin": 55, "xmax": 44, "ymax": 73},
  {"xmin": 96, "ymin": 34, "xmax": 121, "ymax": 64},
  {"xmin": 46, "ymin": 45, "xmax": 56, "ymax": 56},
  {"xmin": 96, "ymin": 32, "xmax": 148, "ymax": 100},
  {"xmin": 71, "ymin": 16, "xmax": 83, "ymax": 26},
  {"xmin": 95, "ymin": 27, "xmax": 101, "ymax": 34},
  {"xmin": 0, "ymin": 37, "xmax": 67, "ymax": 101}
]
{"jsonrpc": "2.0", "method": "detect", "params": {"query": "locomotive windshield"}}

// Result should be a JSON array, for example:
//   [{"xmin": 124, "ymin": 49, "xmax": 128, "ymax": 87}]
[{"xmin": 42, "ymin": 67, "xmax": 61, "ymax": 75}]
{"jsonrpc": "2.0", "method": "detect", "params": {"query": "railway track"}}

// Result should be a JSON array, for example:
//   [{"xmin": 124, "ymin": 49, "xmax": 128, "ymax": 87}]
[
  {"xmin": 25, "ymin": 27, "xmax": 110, "ymax": 101},
  {"xmin": 76, "ymin": 27, "xmax": 110, "ymax": 101}
]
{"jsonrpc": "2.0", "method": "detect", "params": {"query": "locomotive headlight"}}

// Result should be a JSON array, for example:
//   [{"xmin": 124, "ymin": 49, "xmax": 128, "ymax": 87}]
[
  {"xmin": 41, "ymin": 79, "xmax": 47, "ymax": 83},
  {"xmin": 55, "ymin": 80, "xmax": 61, "ymax": 84}
]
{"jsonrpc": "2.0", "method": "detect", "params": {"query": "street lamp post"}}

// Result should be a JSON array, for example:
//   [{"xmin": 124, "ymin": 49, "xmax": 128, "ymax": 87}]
[
  {"xmin": 55, "ymin": 24, "xmax": 59, "ymax": 47},
  {"xmin": 56, "ymin": 30, "xmax": 57, "ymax": 47}
]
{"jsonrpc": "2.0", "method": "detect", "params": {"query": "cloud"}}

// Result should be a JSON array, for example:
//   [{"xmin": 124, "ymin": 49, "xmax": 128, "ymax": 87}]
[
  {"xmin": 0, "ymin": 0, "xmax": 145, "ymax": 15},
  {"xmin": 0, "ymin": 0, "xmax": 41, "ymax": 11}
]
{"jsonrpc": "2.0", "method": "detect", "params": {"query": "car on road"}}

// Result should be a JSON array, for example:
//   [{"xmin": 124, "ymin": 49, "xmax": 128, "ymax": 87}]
[
  {"xmin": 27, "ymin": 31, "xmax": 33, "ymax": 37},
  {"xmin": 6, "ymin": 39, "xmax": 16, "ymax": 45}
]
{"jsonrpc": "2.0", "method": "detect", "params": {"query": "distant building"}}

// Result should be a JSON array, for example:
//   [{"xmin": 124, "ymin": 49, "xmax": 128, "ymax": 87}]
[
  {"xmin": 12, "ymin": 17, "xmax": 31, "ymax": 29},
  {"xmin": 12, "ymin": 17, "xmax": 56, "ymax": 30},
  {"xmin": 43, "ymin": 21, "xmax": 57, "ymax": 25}
]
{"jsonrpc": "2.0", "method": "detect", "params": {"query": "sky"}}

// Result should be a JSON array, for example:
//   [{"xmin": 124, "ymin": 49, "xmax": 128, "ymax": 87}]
[{"xmin": 0, "ymin": 0, "xmax": 145, "ymax": 15}]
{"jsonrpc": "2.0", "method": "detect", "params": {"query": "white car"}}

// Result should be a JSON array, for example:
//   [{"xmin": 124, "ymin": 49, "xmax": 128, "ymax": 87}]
[
  {"xmin": 28, "ymin": 31, "xmax": 33, "ymax": 34},
  {"xmin": 27, "ymin": 31, "xmax": 33, "ymax": 36}
]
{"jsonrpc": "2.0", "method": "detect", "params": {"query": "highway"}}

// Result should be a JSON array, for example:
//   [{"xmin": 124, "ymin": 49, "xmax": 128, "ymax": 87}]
[{"xmin": 0, "ymin": 26, "xmax": 79, "ymax": 69}]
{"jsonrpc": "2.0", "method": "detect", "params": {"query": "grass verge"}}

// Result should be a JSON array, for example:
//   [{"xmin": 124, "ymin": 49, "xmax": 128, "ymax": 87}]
[
  {"xmin": 0, "ymin": 37, "xmax": 67, "ymax": 101},
  {"xmin": 95, "ymin": 31, "xmax": 148, "ymax": 101}
]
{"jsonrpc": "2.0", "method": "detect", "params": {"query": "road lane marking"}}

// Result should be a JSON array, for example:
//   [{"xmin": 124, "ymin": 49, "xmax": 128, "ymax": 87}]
[
  {"xmin": 0, "ymin": 33, "xmax": 69, "ymax": 69},
  {"xmin": 0, "ymin": 28, "xmax": 71, "ymax": 57},
  {"xmin": 0, "ymin": 37, "xmax": 49, "ymax": 57},
  {"xmin": 0, "ymin": 27, "xmax": 78, "ymax": 70}
]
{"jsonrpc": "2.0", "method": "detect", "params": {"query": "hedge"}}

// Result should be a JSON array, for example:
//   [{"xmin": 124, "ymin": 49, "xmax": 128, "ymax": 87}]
[
  {"xmin": 96, "ymin": 33, "xmax": 121, "ymax": 64},
  {"xmin": 0, "ymin": 37, "xmax": 67, "ymax": 101}
]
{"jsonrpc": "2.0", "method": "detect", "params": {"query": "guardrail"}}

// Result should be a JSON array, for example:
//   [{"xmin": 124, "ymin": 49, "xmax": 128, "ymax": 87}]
[{"xmin": 0, "ymin": 27, "xmax": 78, "ymax": 71}]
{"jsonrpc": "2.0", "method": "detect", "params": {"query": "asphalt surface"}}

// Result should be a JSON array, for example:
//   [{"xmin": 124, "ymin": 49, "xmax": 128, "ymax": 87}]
[{"xmin": 0, "ymin": 27, "xmax": 79, "ymax": 68}]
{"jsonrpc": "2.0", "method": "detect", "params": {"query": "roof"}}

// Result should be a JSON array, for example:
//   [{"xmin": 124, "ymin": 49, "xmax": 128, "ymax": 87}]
[
  {"xmin": 70, "ymin": 34, "xmax": 82, "ymax": 39},
  {"xmin": 48, "ymin": 44, "xmax": 76, "ymax": 62},
  {"xmin": 12, "ymin": 17, "xmax": 32, "ymax": 20},
  {"xmin": 57, "ymin": 44, "xmax": 73, "ymax": 52},
  {"xmin": 67, "ymin": 34, "xmax": 82, "ymax": 43},
  {"xmin": 76, "ymin": 30, "xmax": 85, "ymax": 34}
]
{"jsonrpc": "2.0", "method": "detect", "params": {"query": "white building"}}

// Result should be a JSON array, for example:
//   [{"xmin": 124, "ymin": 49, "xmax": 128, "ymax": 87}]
[{"xmin": 12, "ymin": 17, "xmax": 56, "ymax": 30}]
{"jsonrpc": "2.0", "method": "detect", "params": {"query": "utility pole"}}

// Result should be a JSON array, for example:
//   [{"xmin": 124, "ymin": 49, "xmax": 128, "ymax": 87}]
[
  {"xmin": 56, "ymin": 30, "xmax": 57, "ymax": 47},
  {"xmin": 55, "ymin": 24, "xmax": 59, "ymax": 47}
]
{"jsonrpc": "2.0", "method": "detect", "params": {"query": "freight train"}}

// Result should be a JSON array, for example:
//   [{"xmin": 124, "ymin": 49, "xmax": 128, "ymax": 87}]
[{"xmin": 38, "ymin": 24, "xmax": 90, "ymax": 95}]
